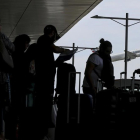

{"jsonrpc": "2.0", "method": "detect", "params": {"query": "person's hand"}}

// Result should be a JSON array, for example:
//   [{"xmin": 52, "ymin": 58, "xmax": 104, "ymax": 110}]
[
  {"xmin": 64, "ymin": 49, "xmax": 70, "ymax": 52},
  {"xmin": 62, "ymin": 48, "xmax": 71, "ymax": 54}
]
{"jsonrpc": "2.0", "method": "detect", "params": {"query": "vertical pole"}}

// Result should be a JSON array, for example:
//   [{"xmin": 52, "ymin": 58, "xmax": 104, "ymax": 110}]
[
  {"xmin": 67, "ymin": 73, "xmax": 71, "ymax": 123},
  {"xmin": 124, "ymin": 13, "xmax": 128, "ymax": 89},
  {"xmin": 72, "ymin": 43, "xmax": 75, "ymax": 65},
  {"xmin": 78, "ymin": 72, "xmax": 81, "ymax": 123}
]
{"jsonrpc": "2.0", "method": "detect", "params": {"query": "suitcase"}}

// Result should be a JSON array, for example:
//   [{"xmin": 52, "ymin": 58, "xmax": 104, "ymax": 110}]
[
  {"xmin": 95, "ymin": 72, "xmax": 131, "ymax": 136},
  {"xmin": 126, "ymin": 70, "xmax": 140, "ymax": 135},
  {"xmin": 96, "ymin": 71, "xmax": 140, "ymax": 137},
  {"xmin": 55, "ymin": 63, "xmax": 76, "ymax": 96},
  {"xmin": 55, "ymin": 72, "xmax": 93, "ymax": 140},
  {"xmin": 96, "ymin": 88, "xmax": 129, "ymax": 133}
]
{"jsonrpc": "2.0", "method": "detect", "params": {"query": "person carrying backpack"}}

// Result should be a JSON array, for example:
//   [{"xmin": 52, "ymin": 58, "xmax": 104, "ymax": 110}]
[{"xmin": 82, "ymin": 38, "xmax": 114, "ymax": 108}]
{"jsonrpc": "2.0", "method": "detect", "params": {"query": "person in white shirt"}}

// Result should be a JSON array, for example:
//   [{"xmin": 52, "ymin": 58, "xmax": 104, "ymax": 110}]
[{"xmin": 83, "ymin": 38, "xmax": 113, "ymax": 108}]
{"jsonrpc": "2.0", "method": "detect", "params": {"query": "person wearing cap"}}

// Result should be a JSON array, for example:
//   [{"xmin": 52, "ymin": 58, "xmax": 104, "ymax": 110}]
[{"xmin": 34, "ymin": 25, "xmax": 70, "ymax": 140}]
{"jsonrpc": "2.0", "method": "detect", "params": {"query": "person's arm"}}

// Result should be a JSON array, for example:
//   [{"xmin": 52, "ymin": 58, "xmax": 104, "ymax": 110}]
[
  {"xmin": 0, "ymin": 32, "xmax": 15, "ymax": 53},
  {"xmin": 85, "ymin": 61, "xmax": 97, "ymax": 94},
  {"xmin": 52, "ymin": 44, "xmax": 70, "ymax": 53}
]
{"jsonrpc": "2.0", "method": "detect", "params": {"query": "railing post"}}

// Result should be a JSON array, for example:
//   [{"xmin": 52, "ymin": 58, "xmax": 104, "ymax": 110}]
[{"xmin": 72, "ymin": 43, "xmax": 75, "ymax": 65}]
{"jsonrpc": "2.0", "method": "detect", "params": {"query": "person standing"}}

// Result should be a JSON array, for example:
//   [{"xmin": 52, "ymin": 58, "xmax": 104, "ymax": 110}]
[
  {"xmin": 0, "ymin": 19, "xmax": 15, "ymax": 140},
  {"xmin": 34, "ymin": 25, "xmax": 70, "ymax": 140},
  {"xmin": 82, "ymin": 38, "xmax": 114, "ymax": 108},
  {"xmin": 8, "ymin": 34, "xmax": 31, "ymax": 140}
]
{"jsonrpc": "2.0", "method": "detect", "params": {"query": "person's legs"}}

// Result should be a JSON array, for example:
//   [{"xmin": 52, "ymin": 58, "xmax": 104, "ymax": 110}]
[
  {"xmin": 34, "ymin": 70, "xmax": 55, "ymax": 140},
  {"xmin": 33, "ymin": 80, "xmax": 54, "ymax": 140},
  {"xmin": 33, "ymin": 95, "xmax": 52, "ymax": 140},
  {"xmin": 0, "ymin": 84, "xmax": 5, "ymax": 140}
]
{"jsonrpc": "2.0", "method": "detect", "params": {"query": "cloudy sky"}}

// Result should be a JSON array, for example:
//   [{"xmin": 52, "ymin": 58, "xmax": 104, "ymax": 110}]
[{"xmin": 54, "ymin": 0, "xmax": 140, "ymax": 92}]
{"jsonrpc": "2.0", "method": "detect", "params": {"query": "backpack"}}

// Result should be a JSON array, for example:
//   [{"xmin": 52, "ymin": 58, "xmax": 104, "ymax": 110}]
[{"xmin": 91, "ymin": 52, "xmax": 115, "ymax": 88}]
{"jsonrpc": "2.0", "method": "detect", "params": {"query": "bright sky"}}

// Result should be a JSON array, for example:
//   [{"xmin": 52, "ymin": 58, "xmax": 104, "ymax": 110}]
[{"xmin": 54, "ymin": 0, "xmax": 140, "ymax": 92}]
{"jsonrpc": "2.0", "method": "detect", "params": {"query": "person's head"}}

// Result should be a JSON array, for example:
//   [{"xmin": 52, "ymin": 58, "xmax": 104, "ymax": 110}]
[
  {"xmin": 99, "ymin": 38, "xmax": 112, "ymax": 56},
  {"xmin": 44, "ymin": 25, "xmax": 60, "ymax": 42},
  {"xmin": 13, "ymin": 34, "xmax": 31, "ymax": 53}
]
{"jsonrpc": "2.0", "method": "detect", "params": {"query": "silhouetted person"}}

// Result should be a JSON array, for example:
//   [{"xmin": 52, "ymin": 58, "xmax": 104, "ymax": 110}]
[
  {"xmin": 8, "ymin": 34, "xmax": 30, "ymax": 140},
  {"xmin": 34, "ymin": 25, "xmax": 70, "ymax": 140},
  {"xmin": 0, "ymin": 19, "xmax": 15, "ymax": 140},
  {"xmin": 17, "ymin": 43, "xmax": 37, "ymax": 140},
  {"xmin": 83, "ymin": 38, "xmax": 114, "ymax": 108},
  {"xmin": 12, "ymin": 34, "xmax": 31, "ymax": 110}
]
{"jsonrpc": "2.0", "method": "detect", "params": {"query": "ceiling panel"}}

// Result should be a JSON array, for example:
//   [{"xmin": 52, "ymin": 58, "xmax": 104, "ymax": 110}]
[{"xmin": 0, "ymin": 0, "xmax": 102, "ymax": 43}]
